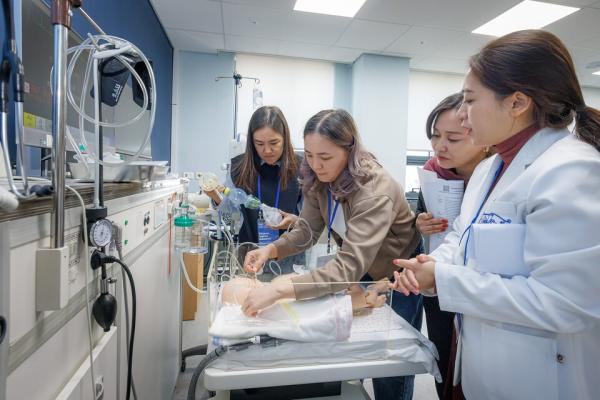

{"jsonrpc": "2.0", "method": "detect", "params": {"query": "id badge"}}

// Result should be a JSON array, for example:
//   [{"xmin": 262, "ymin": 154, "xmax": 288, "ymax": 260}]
[
  {"xmin": 316, "ymin": 243, "xmax": 338, "ymax": 268},
  {"xmin": 316, "ymin": 254, "xmax": 336, "ymax": 268},
  {"xmin": 258, "ymin": 220, "xmax": 279, "ymax": 246}
]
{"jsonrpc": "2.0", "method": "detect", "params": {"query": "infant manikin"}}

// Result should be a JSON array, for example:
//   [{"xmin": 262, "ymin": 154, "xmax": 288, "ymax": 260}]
[
  {"xmin": 221, "ymin": 276, "xmax": 387, "ymax": 313},
  {"xmin": 210, "ymin": 276, "xmax": 388, "ymax": 342}
]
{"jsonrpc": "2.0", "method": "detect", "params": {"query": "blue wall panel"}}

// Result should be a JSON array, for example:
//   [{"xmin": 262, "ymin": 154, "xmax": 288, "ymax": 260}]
[
  {"xmin": 70, "ymin": 0, "xmax": 173, "ymax": 162},
  {"xmin": 0, "ymin": 0, "xmax": 173, "ymax": 169}
]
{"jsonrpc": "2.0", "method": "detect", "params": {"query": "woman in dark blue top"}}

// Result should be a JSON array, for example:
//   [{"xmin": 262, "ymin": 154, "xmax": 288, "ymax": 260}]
[{"xmin": 206, "ymin": 106, "xmax": 304, "ymax": 273}]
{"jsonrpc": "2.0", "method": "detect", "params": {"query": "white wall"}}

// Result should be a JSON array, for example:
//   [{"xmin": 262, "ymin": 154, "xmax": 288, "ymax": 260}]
[
  {"xmin": 352, "ymin": 54, "xmax": 411, "ymax": 185},
  {"xmin": 235, "ymin": 54, "xmax": 335, "ymax": 148},
  {"xmin": 173, "ymin": 51, "xmax": 235, "ymax": 186},
  {"xmin": 406, "ymin": 70, "xmax": 465, "ymax": 151}
]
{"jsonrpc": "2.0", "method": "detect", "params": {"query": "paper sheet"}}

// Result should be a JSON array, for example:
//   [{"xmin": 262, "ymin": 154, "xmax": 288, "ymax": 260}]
[{"xmin": 418, "ymin": 168, "xmax": 464, "ymax": 250}]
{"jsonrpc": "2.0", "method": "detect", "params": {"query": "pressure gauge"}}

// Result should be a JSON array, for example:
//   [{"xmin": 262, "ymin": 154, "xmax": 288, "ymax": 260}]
[{"xmin": 89, "ymin": 219, "xmax": 113, "ymax": 248}]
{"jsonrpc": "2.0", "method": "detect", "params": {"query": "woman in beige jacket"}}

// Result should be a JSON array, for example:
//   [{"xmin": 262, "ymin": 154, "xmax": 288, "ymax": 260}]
[{"xmin": 242, "ymin": 109, "xmax": 423, "ymax": 400}]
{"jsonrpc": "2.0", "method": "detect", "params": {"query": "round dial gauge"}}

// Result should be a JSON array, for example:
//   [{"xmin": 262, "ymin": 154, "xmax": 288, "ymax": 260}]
[{"xmin": 90, "ymin": 219, "xmax": 113, "ymax": 248}]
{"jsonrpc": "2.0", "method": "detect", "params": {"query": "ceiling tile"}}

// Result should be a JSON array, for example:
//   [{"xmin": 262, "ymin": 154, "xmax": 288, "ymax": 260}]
[
  {"xmin": 166, "ymin": 29, "xmax": 224, "ymax": 52},
  {"xmin": 410, "ymin": 56, "xmax": 469, "ymax": 75},
  {"xmin": 433, "ymin": 32, "xmax": 491, "ymax": 60},
  {"xmin": 356, "ymin": 0, "xmax": 520, "ymax": 31},
  {"xmin": 324, "ymin": 46, "xmax": 365, "ymax": 63},
  {"xmin": 224, "ymin": 35, "xmax": 280, "ymax": 55},
  {"xmin": 222, "ymin": 2, "xmax": 288, "ymax": 38},
  {"xmin": 280, "ymin": 11, "xmax": 352, "ymax": 45},
  {"xmin": 336, "ymin": 19, "xmax": 410, "ymax": 51},
  {"xmin": 546, "ymin": 7, "xmax": 600, "ymax": 47},
  {"xmin": 276, "ymin": 41, "xmax": 331, "ymax": 60},
  {"xmin": 151, "ymin": 0, "xmax": 223, "ymax": 33},
  {"xmin": 385, "ymin": 26, "xmax": 464, "ymax": 56},
  {"xmin": 544, "ymin": 0, "xmax": 598, "ymax": 6},
  {"xmin": 212, "ymin": 0, "xmax": 295, "ymax": 9}
]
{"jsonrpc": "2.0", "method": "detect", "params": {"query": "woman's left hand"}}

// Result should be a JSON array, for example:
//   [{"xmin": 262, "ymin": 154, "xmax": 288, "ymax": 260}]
[
  {"xmin": 267, "ymin": 211, "xmax": 298, "ymax": 230},
  {"xmin": 242, "ymin": 277, "xmax": 295, "ymax": 317},
  {"xmin": 389, "ymin": 255, "xmax": 436, "ymax": 295}
]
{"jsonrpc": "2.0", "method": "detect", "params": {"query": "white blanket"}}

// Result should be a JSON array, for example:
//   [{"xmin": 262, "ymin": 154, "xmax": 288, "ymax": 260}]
[{"xmin": 209, "ymin": 294, "xmax": 353, "ymax": 342}]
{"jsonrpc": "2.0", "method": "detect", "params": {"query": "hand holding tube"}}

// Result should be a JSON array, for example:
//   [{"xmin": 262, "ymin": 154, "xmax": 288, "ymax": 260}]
[
  {"xmin": 203, "ymin": 184, "xmax": 224, "ymax": 205},
  {"xmin": 267, "ymin": 210, "xmax": 298, "ymax": 230},
  {"xmin": 244, "ymin": 244, "xmax": 277, "ymax": 274}
]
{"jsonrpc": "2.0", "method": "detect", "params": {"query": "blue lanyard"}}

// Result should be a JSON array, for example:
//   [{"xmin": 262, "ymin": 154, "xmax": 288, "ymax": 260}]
[
  {"xmin": 327, "ymin": 189, "xmax": 340, "ymax": 253},
  {"xmin": 459, "ymin": 160, "xmax": 505, "ymax": 265},
  {"xmin": 456, "ymin": 159, "xmax": 504, "ymax": 334},
  {"xmin": 257, "ymin": 175, "xmax": 281, "ymax": 209}
]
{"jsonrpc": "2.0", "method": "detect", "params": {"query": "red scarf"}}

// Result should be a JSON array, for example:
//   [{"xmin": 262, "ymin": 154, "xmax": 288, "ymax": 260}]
[{"xmin": 424, "ymin": 157, "xmax": 470, "ymax": 184}]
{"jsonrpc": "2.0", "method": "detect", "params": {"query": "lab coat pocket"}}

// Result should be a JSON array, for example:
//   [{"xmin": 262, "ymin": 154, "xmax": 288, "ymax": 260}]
[
  {"xmin": 471, "ymin": 223, "xmax": 529, "ymax": 277},
  {"xmin": 481, "ymin": 322, "xmax": 558, "ymax": 400}
]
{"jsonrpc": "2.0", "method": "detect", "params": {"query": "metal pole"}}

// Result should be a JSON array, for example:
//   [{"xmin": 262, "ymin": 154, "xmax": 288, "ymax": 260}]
[
  {"xmin": 233, "ymin": 80, "xmax": 238, "ymax": 139},
  {"xmin": 0, "ymin": 224, "xmax": 9, "ymax": 400},
  {"xmin": 51, "ymin": 0, "xmax": 81, "ymax": 247},
  {"xmin": 51, "ymin": 23, "xmax": 68, "ymax": 248},
  {"xmin": 77, "ymin": 7, "xmax": 106, "ymax": 35}
]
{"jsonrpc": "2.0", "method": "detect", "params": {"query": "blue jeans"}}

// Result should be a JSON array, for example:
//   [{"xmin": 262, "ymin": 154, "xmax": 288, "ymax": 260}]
[
  {"xmin": 363, "ymin": 243, "xmax": 424, "ymax": 400},
  {"xmin": 373, "ymin": 290, "xmax": 423, "ymax": 400}
]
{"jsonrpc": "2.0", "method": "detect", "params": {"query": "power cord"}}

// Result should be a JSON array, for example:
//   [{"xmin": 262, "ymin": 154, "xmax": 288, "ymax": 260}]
[
  {"xmin": 91, "ymin": 251, "xmax": 137, "ymax": 400},
  {"xmin": 64, "ymin": 184, "xmax": 98, "ymax": 400},
  {"xmin": 186, "ymin": 335, "xmax": 284, "ymax": 400},
  {"xmin": 112, "ymin": 224, "xmax": 138, "ymax": 400}
]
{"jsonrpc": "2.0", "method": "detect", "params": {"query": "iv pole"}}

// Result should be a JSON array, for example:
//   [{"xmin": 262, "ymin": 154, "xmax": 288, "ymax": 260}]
[
  {"xmin": 51, "ymin": 0, "xmax": 81, "ymax": 248},
  {"xmin": 215, "ymin": 72, "xmax": 259, "ymax": 139}
]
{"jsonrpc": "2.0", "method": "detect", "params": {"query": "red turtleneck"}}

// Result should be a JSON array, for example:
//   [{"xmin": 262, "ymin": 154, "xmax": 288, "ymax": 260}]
[{"xmin": 494, "ymin": 123, "xmax": 539, "ymax": 179}]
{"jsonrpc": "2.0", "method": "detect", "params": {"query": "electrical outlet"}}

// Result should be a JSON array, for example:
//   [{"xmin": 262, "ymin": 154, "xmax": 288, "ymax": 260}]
[
  {"xmin": 183, "ymin": 171, "xmax": 194, "ymax": 179},
  {"xmin": 95, "ymin": 375, "xmax": 104, "ymax": 400}
]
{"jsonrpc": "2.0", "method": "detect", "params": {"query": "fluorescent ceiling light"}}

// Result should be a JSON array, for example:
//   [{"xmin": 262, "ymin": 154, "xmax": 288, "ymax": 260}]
[
  {"xmin": 293, "ymin": 0, "xmax": 367, "ymax": 18},
  {"xmin": 593, "ymin": 71, "xmax": 600, "ymax": 76},
  {"xmin": 472, "ymin": 0, "xmax": 579, "ymax": 37}
]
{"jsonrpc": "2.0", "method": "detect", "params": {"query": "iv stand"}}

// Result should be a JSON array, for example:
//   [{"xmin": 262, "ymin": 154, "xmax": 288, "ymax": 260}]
[
  {"xmin": 51, "ymin": 0, "xmax": 81, "ymax": 248},
  {"xmin": 215, "ymin": 73, "xmax": 259, "ymax": 139}
]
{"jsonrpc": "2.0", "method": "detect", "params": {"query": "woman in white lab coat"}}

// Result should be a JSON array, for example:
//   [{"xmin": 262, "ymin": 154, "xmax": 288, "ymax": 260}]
[
  {"xmin": 415, "ymin": 92, "xmax": 489, "ymax": 400},
  {"xmin": 392, "ymin": 29, "xmax": 600, "ymax": 400}
]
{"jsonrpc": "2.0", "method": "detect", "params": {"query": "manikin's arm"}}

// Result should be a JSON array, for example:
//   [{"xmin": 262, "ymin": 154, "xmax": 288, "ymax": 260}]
[{"xmin": 221, "ymin": 276, "xmax": 386, "ymax": 312}]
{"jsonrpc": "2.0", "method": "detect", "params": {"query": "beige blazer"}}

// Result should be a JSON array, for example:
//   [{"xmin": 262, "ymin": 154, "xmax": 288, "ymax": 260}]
[{"xmin": 273, "ymin": 164, "xmax": 421, "ymax": 299}]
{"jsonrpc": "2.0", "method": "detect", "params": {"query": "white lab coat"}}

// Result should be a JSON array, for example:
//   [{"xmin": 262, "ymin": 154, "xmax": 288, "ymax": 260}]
[{"xmin": 430, "ymin": 127, "xmax": 600, "ymax": 400}]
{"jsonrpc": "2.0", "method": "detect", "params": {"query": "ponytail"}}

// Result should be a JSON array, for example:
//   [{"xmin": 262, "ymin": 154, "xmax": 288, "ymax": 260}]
[{"xmin": 575, "ymin": 106, "xmax": 600, "ymax": 152}]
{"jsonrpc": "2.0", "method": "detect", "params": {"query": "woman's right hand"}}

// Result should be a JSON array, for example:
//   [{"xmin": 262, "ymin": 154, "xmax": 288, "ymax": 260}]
[
  {"xmin": 416, "ymin": 212, "xmax": 448, "ymax": 235},
  {"xmin": 203, "ymin": 184, "xmax": 225, "ymax": 205},
  {"xmin": 244, "ymin": 244, "xmax": 277, "ymax": 274}
]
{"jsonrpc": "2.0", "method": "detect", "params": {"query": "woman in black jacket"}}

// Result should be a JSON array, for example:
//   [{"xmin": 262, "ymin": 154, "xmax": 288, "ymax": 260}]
[{"xmin": 206, "ymin": 106, "xmax": 304, "ymax": 273}]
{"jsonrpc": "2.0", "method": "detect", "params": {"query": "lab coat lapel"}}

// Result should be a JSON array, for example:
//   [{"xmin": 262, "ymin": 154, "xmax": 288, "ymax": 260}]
[
  {"xmin": 464, "ymin": 155, "xmax": 503, "ymax": 222},
  {"xmin": 486, "ymin": 128, "xmax": 568, "ymax": 203}
]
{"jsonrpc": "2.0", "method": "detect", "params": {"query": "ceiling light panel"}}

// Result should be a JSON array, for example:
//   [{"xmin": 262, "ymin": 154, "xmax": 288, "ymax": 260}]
[
  {"xmin": 472, "ymin": 0, "xmax": 579, "ymax": 37},
  {"xmin": 293, "ymin": 0, "xmax": 367, "ymax": 18}
]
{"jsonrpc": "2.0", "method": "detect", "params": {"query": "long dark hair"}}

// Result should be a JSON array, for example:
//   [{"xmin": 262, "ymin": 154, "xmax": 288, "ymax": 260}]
[
  {"xmin": 232, "ymin": 106, "xmax": 298, "ymax": 193},
  {"xmin": 426, "ymin": 93, "xmax": 464, "ymax": 139},
  {"xmin": 300, "ymin": 109, "xmax": 378, "ymax": 198},
  {"xmin": 469, "ymin": 29, "xmax": 600, "ymax": 152}
]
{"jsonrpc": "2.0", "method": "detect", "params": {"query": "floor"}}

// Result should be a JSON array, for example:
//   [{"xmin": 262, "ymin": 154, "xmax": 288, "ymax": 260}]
[{"xmin": 172, "ymin": 297, "xmax": 439, "ymax": 400}]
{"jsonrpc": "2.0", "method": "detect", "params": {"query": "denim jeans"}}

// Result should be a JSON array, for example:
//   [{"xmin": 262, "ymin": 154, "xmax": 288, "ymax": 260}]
[
  {"xmin": 372, "ymin": 290, "xmax": 423, "ymax": 400},
  {"xmin": 363, "ymin": 242, "xmax": 424, "ymax": 400}
]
